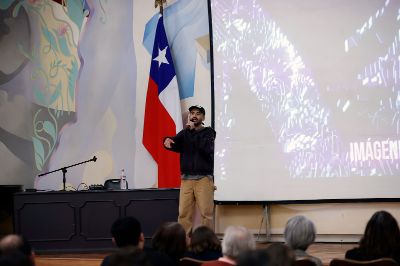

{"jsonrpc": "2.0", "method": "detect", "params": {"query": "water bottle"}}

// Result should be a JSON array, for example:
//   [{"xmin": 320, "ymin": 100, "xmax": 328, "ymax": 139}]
[{"xmin": 120, "ymin": 169, "xmax": 127, "ymax": 190}]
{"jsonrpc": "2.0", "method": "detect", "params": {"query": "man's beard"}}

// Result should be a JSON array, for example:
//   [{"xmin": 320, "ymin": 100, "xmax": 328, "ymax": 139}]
[{"xmin": 191, "ymin": 119, "xmax": 203, "ymax": 127}]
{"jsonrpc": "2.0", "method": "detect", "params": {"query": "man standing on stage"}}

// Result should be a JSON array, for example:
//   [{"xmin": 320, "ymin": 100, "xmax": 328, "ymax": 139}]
[{"xmin": 163, "ymin": 105, "xmax": 216, "ymax": 234}]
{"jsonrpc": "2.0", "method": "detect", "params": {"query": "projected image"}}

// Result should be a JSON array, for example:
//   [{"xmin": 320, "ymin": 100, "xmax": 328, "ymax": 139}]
[{"xmin": 211, "ymin": 0, "xmax": 400, "ymax": 200}]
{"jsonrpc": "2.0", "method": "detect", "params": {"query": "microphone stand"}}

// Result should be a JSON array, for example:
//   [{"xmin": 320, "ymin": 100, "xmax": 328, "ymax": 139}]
[{"xmin": 38, "ymin": 156, "xmax": 97, "ymax": 191}]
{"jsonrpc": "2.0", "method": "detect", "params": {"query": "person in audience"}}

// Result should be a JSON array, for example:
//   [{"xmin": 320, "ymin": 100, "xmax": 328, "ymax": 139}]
[
  {"xmin": 111, "ymin": 216, "xmax": 144, "ymax": 249},
  {"xmin": 184, "ymin": 226, "xmax": 222, "ymax": 261},
  {"xmin": 107, "ymin": 247, "xmax": 151, "ymax": 266},
  {"xmin": 345, "ymin": 210, "xmax": 400, "ymax": 264},
  {"xmin": 202, "ymin": 225, "xmax": 256, "ymax": 266},
  {"xmin": 152, "ymin": 222, "xmax": 187, "ymax": 265},
  {"xmin": 284, "ymin": 216, "xmax": 322, "ymax": 266},
  {"xmin": 101, "ymin": 216, "xmax": 174, "ymax": 266},
  {"xmin": 236, "ymin": 249, "xmax": 270, "ymax": 266},
  {"xmin": 265, "ymin": 243, "xmax": 295, "ymax": 266},
  {"xmin": 0, "ymin": 234, "xmax": 35, "ymax": 266},
  {"xmin": 0, "ymin": 251, "xmax": 34, "ymax": 266}
]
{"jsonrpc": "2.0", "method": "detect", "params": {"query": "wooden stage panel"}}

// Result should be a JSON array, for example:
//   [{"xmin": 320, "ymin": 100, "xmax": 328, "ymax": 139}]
[
  {"xmin": 14, "ymin": 189, "xmax": 179, "ymax": 252},
  {"xmin": 17, "ymin": 201, "xmax": 76, "ymax": 241},
  {"xmin": 125, "ymin": 198, "xmax": 179, "ymax": 239},
  {"xmin": 79, "ymin": 200, "xmax": 121, "ymax": 241}
]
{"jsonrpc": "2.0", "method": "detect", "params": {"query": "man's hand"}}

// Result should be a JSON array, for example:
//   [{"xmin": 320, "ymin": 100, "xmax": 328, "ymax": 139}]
[
  {"xmin": 186, "ymin": 120, "xmax": 195, "ymax": 130},
  {"xmin": 164, "ymin": 137, "xmax": 175, "ymax": 149}
]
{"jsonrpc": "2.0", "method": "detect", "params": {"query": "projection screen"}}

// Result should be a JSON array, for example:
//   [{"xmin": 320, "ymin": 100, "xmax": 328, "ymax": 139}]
[{"xmin": 211, "ymin": 0, "xmax": 400, "ymax": 201}]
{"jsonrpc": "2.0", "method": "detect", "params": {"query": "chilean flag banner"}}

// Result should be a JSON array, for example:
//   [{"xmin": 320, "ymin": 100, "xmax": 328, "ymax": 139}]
[{"xmin": 142, "ymin": 15, "xmax": 183, "ymax": 188}]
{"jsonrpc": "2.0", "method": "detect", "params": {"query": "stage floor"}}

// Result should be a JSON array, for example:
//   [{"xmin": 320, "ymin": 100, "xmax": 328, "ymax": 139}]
[{"xmin": 35, "ymin": 243, "xmax": 358, "ymax": 266}]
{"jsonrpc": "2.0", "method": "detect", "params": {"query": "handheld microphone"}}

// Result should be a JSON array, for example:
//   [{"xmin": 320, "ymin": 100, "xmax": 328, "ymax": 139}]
[{"xmin": 186, "ymin": 119, "xmax": 195, "ymax": 129}]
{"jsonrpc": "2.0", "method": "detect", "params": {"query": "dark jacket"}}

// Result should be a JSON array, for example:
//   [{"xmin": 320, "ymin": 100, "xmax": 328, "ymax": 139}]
[
  {"xmin": 345, "ymin": 247, "xmax": 400, "ymax": 265},
  {"xmin": 101, "ymin": 247, "xmax": 175, "ymax": 266},
  {"xmin": 184, "ymin": 250, "xmax": 222, "ymax": 261},
  {"xmin": 165, "ymin": 127, "xmax": 216, "ymax": 175}
]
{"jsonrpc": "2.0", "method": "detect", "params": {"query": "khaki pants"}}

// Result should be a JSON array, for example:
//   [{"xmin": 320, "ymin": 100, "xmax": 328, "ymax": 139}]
[{"xmin": 178, "ymin": 177, "xmax": 214, "ymax": 234}]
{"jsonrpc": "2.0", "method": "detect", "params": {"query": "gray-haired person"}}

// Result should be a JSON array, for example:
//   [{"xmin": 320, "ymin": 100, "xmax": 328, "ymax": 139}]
[
  {"xmin": 284, "ymin": 216, "xmax": 322, "ymax": 266},
  {"xmin": 202, "ymin": 225, "xmax": 256, "ymax": 266}
]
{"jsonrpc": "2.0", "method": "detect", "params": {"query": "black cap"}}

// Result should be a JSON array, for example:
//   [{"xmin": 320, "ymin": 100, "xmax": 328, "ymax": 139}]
[{"xmin": 189, "ymin": 105, "xmax": 205, "ymax": 115}]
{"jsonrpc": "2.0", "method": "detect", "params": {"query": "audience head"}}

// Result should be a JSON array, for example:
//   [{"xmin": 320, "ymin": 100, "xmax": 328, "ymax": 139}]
[
  {"xmin": 0, "ymin": 251, "xmax": 34, "ymax": 266},
  {"xmin": 237, "ymin": 249, "xmax": 270, "ymax": 266},
  {"xmin": 221, "ymin": 225, "xmax": 256, "ymax": 260},
  {"xmin": 265, "ymin": 243, "xmax": 295, "ymax": 266},
  {"xmin": 284, "ymin": 215, "xmax": 316, "ymax": 251},
  {"xmin": 111, "ymin": 216, "xmax": 143, "ymax": 248},
  {"xmin": 152, "ymin": 222, "xmax": 187, "ymax": 261},
  {"xmin": 359, "ymin": 210, "xmax": 400, "ymax": 257},
  {"xmin": 188, "ymin": 226, "xmax": 221, "ymax": 254},
  {"xmin": 0, "ymin": 235, "xmax": 32, "ymax": 257},
  {"xmin": 108, "ymin": 247, "xmax": 151, "ymax": 266}
]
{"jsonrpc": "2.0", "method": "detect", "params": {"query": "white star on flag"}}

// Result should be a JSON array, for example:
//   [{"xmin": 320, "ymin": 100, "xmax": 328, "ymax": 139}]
[{"xmin": 153, "ymin": 46, "xmax": 169, "ymax": 67}]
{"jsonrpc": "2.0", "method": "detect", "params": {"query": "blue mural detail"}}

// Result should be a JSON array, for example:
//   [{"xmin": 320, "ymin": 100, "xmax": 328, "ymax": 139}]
[{"xmin": 143, "ymin": 0, "xmax": 209, "ymax": 99}]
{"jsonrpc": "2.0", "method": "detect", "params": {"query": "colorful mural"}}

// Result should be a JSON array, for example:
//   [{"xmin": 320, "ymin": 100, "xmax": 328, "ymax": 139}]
[
  {"xmin": 0, "ymin": 0, "xmax": 85, "ymax": 187},
  {"xmin": 0, "ymin": 0, "xmax": 211, "ymax": 190}
]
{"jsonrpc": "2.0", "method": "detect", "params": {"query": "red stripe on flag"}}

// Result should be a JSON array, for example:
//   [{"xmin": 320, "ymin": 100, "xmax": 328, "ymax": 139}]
[{"xmin": 143, "ymin": 78, "xmax": 181, "ymax": 188}]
